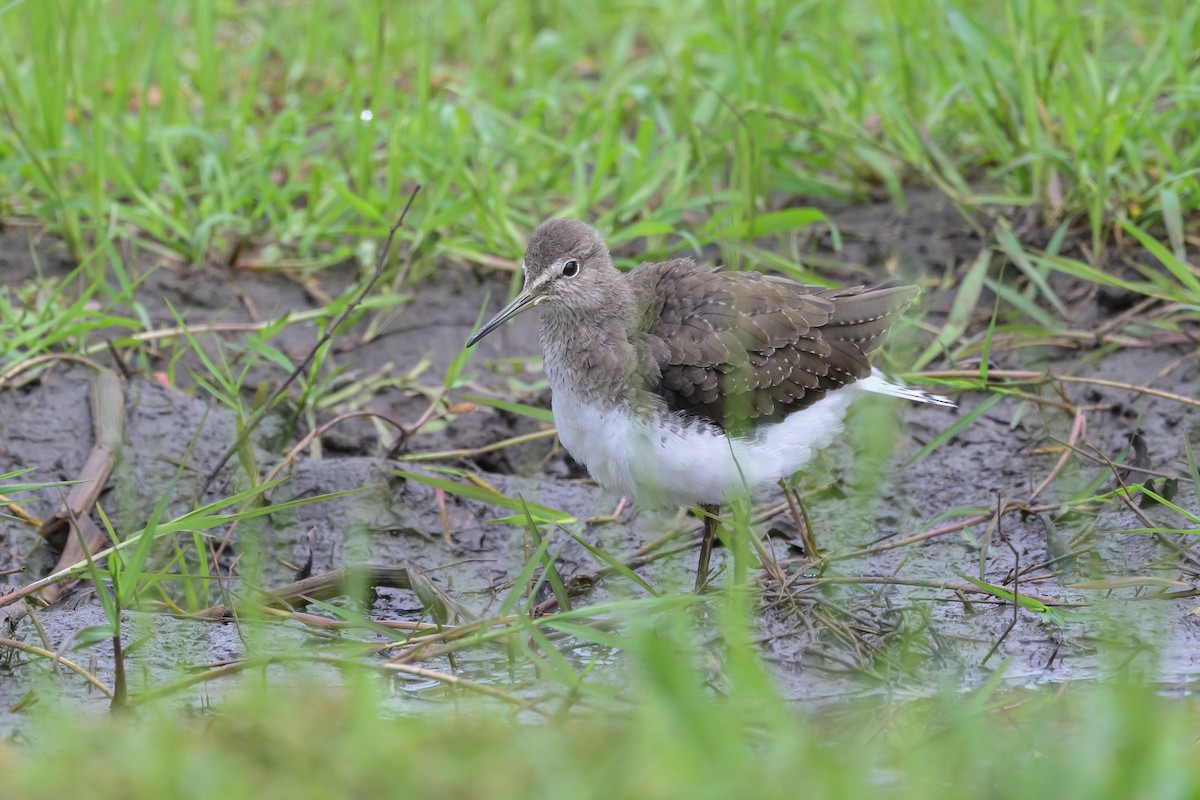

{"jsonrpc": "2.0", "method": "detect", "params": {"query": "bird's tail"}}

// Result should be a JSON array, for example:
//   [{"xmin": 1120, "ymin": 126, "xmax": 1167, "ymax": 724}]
[{"xmin": 859, "ymin": 370, "xmax": 956, "ymax": 408}]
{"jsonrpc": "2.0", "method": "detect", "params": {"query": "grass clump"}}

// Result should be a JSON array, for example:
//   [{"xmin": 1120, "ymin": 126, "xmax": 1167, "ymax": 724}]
[{"xmin": 0, "ymin": 0, "xmax": 1196, "ymax": 281}]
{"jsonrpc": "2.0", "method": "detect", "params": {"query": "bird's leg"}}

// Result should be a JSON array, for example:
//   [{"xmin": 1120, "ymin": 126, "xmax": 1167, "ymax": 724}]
[
  {"xmin": 694, "ymin": 503, "xmax": 721, "ymax": 593},
  {"xmin": 584, "ymin": 495, "xmax": 628, "ymax": 524},
  {"xmin": 779, "ymin": 479, "xmax": 818, "ymax": 559}
]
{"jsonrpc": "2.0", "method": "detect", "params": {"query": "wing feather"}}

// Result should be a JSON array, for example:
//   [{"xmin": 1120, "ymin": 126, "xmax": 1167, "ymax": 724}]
[{"xmin": 628, "ymin": 259, "xmax": 918, "ymax": 430}]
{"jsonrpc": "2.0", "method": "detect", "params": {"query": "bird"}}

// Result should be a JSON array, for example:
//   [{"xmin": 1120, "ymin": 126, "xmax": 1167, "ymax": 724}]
[{"xmin": 466, "ymin": 218, "xmax": 953, "ymax": 591}]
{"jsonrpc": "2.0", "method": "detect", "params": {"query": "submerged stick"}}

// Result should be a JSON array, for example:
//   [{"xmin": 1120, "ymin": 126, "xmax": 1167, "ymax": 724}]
[
  {"xmin": 40, "ymin": 369, "xmax": 124, "ymax": 604},
  {"xmin": 38, "ymin": 367, "xmax": 124, "ymax": 551}
]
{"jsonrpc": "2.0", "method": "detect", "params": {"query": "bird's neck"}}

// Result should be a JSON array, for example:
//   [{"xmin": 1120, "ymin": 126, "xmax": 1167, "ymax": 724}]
[{"xmin": 538, "ymin": 296, "xmax": 638, "ymax": 409}]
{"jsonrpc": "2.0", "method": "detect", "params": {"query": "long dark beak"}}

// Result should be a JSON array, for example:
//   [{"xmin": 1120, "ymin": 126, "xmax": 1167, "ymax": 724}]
[{"xmin": 465, "ymin": 290, "xmax": 538, "ymax": 347}]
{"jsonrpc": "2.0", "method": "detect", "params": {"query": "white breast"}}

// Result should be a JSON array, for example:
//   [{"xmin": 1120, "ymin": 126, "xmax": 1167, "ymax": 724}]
[{"xmin": 551, "ymin": 381, "xmax": 861, "ymax": 508}]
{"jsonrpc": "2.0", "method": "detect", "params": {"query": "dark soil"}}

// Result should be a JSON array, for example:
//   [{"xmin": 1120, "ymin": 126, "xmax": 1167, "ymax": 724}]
[{"xmin": 2, "ymin": 190, "xmax": 1198, "ymax": 723}]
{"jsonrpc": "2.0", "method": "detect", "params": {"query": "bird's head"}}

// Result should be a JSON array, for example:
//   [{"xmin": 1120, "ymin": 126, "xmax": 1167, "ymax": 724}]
[{"xmin": 466, "ymin": 218, "xmax": 622, "ymax": 346}]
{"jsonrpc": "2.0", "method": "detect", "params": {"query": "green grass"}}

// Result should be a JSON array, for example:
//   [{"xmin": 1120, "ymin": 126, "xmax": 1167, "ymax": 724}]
[
  {"xmin": 3, "ymin": 0, "xmax": 1200, "ymax": 796},
  {"xmin": 4, "ymin": 633, "xmax": 1199, "ymax": 800},
  {"xmin": 1, "ymin": 0, "xmax": 1197, "ymax": 282}
]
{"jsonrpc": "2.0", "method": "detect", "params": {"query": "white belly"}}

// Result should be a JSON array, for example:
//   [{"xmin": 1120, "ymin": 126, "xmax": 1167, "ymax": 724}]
[{"xmin": 550, "ymin": 383, "xmax": 860, "ymax": 508}]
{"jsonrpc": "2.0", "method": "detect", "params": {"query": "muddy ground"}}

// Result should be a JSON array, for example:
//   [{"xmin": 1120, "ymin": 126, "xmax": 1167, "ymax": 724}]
[{"xmin": 2, "ymin": 190, "xmax": 1199, "ymax": 726}]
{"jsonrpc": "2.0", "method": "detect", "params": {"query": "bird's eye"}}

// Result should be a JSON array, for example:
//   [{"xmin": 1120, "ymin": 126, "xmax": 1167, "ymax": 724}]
[{"xmin": 562, "ymin": 259, "xmax": 579, "ymax": 277}]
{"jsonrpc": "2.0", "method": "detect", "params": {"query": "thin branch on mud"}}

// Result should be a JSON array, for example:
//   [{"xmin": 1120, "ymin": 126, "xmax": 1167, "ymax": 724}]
[
  {"xmin": 396, "ymin": 429, "xmax": 558, "ymax": 462},
  {"xmin": 383, "ymin": 616, "xmax": 525, "ymax": 664},
  {"xmin": 193, "ymin": 562, "xmax": 461, "ymax": 623},
  {"xmin": 0, "ymin": 499, "xmax": 40, "ymax": 526},
  {"xmin": 948, "ymin": 327, "xmax": 1195, "ymax": 359},
  {"xmin": 113, "ymin": 320, "xmax": 297, "ymax": 346},
  {"xmin": 1058, "ymin": 443, "xmax": 1180, "ymax": 481},
  {"xmin": 0, "ymin": 636, "xmax": 115, "ymax": 699},
  {"xmin": 263, "ymin": 410, "xmax": 408, "ymax": 493},
  {"xmin": 378, "ymin": 661, "xmax": 542, "ymax": 711},
  {"xmin": 1092, "ymin": 295, "xmax": 1164, "ymax": 339},
  {"xmin": 819, "ymin": 508, "xmax": 1006, "ymax": 562},
  {"xmin": 761, "ymin": 573, "xmax": 1063, "ymax": 609},
  {"xmin": 921, "ymin": 368, "xmax": 1200, "ymax": 410},
  {"xmin": 1084, "ymin": 443, "xmax": 1200, "ymax": 576},
  {"xmin": 848, "ymin": 501, "xmax": 1067, "ymax": 560},
  {"xmin": 982, "ymin": 492, "xmax": 1019, "ymax": 666},
  {"xmin": 1086, "ymin": 444, "xmax": 1161, "ymax": 532},
  {"xmin": 1028, "ymin": 406, "xmax": 1085, "ymax": 502},
  {"xmin": 263, "ymin": 607, "xmax": 449, "ymax": 634},
  {"xmin": 0, "ymin": 353, "xmax": 107, "ymax": 390},
  {"xmin": 822, "ymin": 398, "xmax": 1099, "ymax": 565},
  {"xmin": 385, "ymin": 609, "xmax": 624, "ymax": 666},
  {"xmin": 197, "ymin": 185, "xmax": 422, "ymax": 498},
  {"xmin": 387, "ymin": 385, "xmax": 450, "ymax": 459},
  {"xmin": 128, "ymin": 653, "xmax": 541, "ymax": 713}
]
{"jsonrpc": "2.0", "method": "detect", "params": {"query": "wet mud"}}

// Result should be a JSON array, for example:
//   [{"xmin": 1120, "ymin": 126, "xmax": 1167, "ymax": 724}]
[{"xmin": 2, "ymin": 190, "xmax": 1198, "ymax": 724}]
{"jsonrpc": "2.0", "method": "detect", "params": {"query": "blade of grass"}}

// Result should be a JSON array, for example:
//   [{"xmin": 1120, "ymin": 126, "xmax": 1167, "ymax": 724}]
[
  {"xmin": 521, "ymin": 497, "xmax": 571, "ymax": 613},
  {"xmin": 393, "ymin": 469, "xmax": 574, "ymax": 525}
]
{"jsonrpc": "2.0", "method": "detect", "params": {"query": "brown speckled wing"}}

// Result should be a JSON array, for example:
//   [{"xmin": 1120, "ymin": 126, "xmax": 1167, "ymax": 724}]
[{"xmin": 628, "ymin": 259, "xmax": 918, "ymax": 430}]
